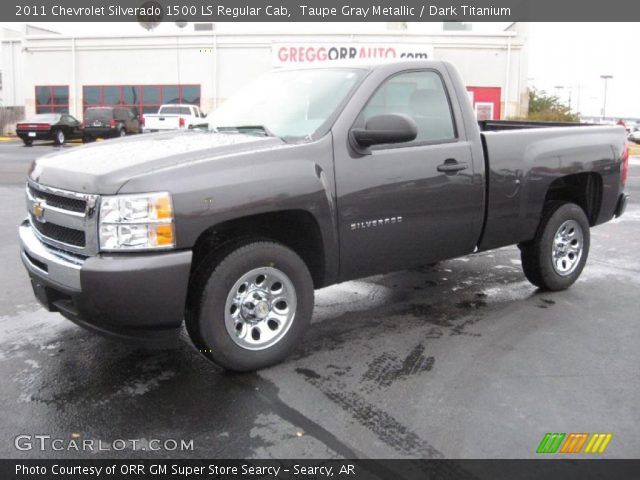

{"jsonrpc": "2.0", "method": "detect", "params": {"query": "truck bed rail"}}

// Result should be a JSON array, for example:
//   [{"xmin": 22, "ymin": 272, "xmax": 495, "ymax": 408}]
[{"xmin": 479, "ymin": 120, "xmax": 597, "ymax": 131}]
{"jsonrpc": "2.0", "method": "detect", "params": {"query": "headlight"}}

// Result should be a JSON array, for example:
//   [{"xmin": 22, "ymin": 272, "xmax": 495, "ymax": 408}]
[{"xmin": 99, "ymin": 192, "xmax": 175, "ymax": 251}]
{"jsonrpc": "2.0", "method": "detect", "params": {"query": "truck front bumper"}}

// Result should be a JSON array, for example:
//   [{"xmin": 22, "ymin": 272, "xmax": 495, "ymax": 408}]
[{"xmin": 19, "ymin": 220, "xmax": 192, "ymax": 347}]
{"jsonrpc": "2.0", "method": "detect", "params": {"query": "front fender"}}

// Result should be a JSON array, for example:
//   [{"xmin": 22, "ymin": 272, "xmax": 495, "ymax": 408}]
[{"xmin": 119, "ymin": 134, "xmax": 339, "ymax": 284}]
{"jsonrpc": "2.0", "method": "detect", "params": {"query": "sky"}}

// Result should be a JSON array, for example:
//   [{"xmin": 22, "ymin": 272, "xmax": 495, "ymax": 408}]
[
  {"xmin": 528, "ymin": 23, "xmax": 638, "ymax": 119},
  {"xmin": 2, "ymin": 21, "xmax": 639, "ymax": 117}
]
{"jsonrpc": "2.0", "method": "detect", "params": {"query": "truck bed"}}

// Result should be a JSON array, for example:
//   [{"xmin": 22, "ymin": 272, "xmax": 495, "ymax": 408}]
[{"xmin": 477, "ymin": 124, "xmax": 626, "ymax": 251}]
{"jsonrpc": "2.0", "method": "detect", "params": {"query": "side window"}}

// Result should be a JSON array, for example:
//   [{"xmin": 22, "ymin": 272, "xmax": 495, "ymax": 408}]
[{"xmin": 358, "ymin": 71, "xmax": 456, "ymax": 145}]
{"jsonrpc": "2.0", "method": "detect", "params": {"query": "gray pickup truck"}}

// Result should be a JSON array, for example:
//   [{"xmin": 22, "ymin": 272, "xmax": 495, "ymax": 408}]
[{"xmin": 20, "ymin": 61, "xmax": 629, "ymax": 371}]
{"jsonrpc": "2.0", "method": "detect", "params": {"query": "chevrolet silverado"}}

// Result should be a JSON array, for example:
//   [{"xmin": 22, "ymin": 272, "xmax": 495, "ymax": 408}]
[{"xmin": 19, "ymin": 61, "xmax": 629, "ymax": 371}]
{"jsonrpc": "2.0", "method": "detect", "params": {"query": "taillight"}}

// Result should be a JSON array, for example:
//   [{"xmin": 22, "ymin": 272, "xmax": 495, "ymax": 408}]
[
  {"xmin": 622, "ymin": 142, "xmax": 629, "ymax": 185},
  {"xmin": 179, "ymin": 117, "xmax": 185, "ymax": 128},
  {"xmin": 17, "ymin": 123, "xmax": 49, "ymax": 130},
  {"xmin": 109, "ymin": 119, "xmax": 116, "ymax": 128}
]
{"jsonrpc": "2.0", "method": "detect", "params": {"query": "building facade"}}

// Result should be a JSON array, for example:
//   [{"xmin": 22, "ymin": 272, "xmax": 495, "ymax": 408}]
[{"xmin": 1, "ymin": 23, "xmax": 528, "ymax": 126}]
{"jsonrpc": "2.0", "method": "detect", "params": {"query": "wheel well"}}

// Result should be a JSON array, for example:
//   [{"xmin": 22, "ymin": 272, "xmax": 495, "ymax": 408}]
[
  {"xmin": 191, "ymin": 210, "xmax": 326, "ymax": 288},
  {"xmin": 543, "ymin": 172, "xmax": 603, "ymax": 225}
]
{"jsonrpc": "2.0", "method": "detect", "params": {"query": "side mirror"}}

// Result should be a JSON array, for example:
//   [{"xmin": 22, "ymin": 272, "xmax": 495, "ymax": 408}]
[{"xmin": 351, "ymin": 113, "xmax": 417, "ymax": 150}]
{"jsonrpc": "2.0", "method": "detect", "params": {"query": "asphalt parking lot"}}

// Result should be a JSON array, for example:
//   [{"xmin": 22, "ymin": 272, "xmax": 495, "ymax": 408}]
[{"xmin": 0, "ymin": 139, "xmax": 639, "ymax": 459}]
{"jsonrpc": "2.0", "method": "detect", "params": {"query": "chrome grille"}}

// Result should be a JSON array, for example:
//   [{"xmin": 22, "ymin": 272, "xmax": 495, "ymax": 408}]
[
  {"xmin": 26, "ymin": 181, "xmax": 99, "ymax": 256},
  {"xmin": 28, "ymin": 184, "xmax": 86, "ymax": 213},
  {"xmin": 29, "ymin": 214, "xmax": 86, "ymax": 247}
]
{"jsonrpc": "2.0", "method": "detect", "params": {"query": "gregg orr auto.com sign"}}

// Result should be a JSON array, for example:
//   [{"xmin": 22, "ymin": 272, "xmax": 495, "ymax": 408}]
[{"xmin": 272, "ymin": 43, "xmax": 434, "ymax": 67}]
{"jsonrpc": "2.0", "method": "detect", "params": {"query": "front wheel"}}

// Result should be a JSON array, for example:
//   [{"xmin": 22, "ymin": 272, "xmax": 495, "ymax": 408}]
[
  {"xmin": 53, "ymin": 129, "xmax": 65, "ymax": 145},
  {"xmin": 519, "ymin": 202, "xmax": 590, "ymax": 291},
  {"xmin": 186, "ymin": 241, "xmax": 314, "ymax": 371}
]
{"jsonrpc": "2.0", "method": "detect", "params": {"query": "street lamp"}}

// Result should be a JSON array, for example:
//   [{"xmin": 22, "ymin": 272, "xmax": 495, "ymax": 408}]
[
  {"xmin": 554, "ymin": 85, "xmax": 565, "ymax": 106},
  {"xmin": 600, "ymin": 75, "xmax": 613, "ymax": 121},
  {"xmin": 555, "ymin": 85, "xmax": 574, "ymax": 112}
]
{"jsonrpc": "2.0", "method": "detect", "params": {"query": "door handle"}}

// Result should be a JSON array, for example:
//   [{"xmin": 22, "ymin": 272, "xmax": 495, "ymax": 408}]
[{"xmin": 437, "ymin": 159, "xmax": 469, "ymax": 174}]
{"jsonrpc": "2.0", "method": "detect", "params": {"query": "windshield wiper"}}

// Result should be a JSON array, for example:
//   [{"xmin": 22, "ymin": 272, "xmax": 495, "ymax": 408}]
[{"xmin": 215, "ymin": 125, "xmax": 275, "ymax": 137}]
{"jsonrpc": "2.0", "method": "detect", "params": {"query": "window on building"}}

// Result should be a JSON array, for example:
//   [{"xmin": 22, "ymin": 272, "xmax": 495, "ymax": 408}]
[
  {"xmin": 181, "ymin": 85, "xmax": 200, "ymax": 105},
  {"xmin": 162, "ymin": 86, "xmax": 180, "ymax": 104},
  {"xmin": 35, "ymin": 86, "xmax": 69, "ymax": 113},
  {"xmin": 103, "ymin": 86, "xmax": 120, "ymax": 105},
  {"xmin": 83, "ymin": 86, "xmax": 100, "ymax": 105},
  {"xmin": 82, "ymin": 85, "xmax": 201, "ymax": 117},
  {"xmin": 142, "ymin": 86, "xmax": 161, "ymax": 114}
]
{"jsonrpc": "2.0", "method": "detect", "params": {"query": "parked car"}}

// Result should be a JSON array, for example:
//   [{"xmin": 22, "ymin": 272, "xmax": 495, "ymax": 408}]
[
  {"xmin": 628, "ymin": 125, "xmax": 640, "ymax": 144},
  {"xmin": 20, "ymin": 61, "xmax": 629, "ymax": 372},
  {"xmin": 82, "ymin": 107, "xmax": 141, "ymax": 142},
  {"xmin": 142, "ymin": 104, "xmax": 205, "ymax": 132},
  {"xmin": 16, "ymin": 113, "xmax": 83, "ymax": 146}
]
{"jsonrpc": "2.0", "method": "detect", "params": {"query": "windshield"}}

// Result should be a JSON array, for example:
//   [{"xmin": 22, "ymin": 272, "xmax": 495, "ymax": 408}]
[
  {"xmin": 207, "ymin": 68, "xmax": 365, "ymax": 140},
  {"xmin": 26, "ymin": 114, "xmax": 61, "ymax": 123},
  {"xmin": 85, "ymin": 108, "xmax": 113, "ymax": 121}
]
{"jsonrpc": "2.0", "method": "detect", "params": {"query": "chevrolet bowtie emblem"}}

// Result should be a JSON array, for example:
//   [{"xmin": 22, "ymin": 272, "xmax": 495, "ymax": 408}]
[{"xmin": 32, "ymin": 200, "xmax": 45, "ymax": 221}]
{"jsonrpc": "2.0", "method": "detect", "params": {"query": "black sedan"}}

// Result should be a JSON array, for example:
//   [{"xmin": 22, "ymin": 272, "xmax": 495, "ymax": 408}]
[{"xmin": 16, "ymin": 113, "xmax": 83, "ymax": 146}]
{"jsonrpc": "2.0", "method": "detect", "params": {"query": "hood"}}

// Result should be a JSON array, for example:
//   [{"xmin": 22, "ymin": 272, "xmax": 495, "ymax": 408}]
[{"xmin": 29, "ymin": 130, "xmax": 286, "ymax": 194}]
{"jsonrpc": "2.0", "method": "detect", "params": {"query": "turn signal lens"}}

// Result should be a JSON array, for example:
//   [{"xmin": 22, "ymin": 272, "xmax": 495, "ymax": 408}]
[
  {"xmin": 154, "ymin": 224, "xmax": 175, "ymax": 246},
  {"xmin": 154, "ymin": 195, "xmax": 173, "ymax": 220}
]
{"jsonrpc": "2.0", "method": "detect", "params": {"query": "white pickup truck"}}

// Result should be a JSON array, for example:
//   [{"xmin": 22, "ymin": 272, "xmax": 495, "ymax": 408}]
[{"xmin": 142, "ymin": 104, "xmax": 205, "ymax": 132}]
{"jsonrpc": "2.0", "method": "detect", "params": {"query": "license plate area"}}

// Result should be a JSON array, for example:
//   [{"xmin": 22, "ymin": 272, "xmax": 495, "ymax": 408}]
[{"xmin": 28, "ymin": 132, "xmax": 36, "ymax": 137}]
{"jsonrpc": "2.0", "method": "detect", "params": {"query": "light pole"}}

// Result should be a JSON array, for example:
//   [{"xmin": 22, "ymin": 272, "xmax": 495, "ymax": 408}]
[
  {"xmin": 554, "ymin": 85, "xmax": 564, "ymax": 106},
  {"xmin": 600, "ymin": 75, "xmax": 613, "ymax": 121}
]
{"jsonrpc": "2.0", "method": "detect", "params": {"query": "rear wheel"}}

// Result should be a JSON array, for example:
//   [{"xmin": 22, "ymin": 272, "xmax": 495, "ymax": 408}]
[
  {"xmin": 53, "ymin": 129, "xmax": 65, "ymax": 145},
  {"xmin": 519, "ymin": 202, "xmax": 590, "ymax": 291},
  {"xmin": 186, "ymin": 241, "xmax": 314, "ymax": 371}
]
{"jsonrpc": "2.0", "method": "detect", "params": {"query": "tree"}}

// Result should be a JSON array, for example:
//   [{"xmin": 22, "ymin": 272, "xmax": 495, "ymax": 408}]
[{"xmin": 526, "ymin": 88, "xmax": 580, "ymax": 122}]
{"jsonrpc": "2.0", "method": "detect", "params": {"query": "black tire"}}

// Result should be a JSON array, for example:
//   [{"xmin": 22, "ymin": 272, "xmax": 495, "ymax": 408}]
[
  {"xmin": 23, "ymin": 139, "xmax": 33, "ymax": 147},
  {"xmin": 186, "ymin": 241, "xmax": 314, "ymax": 372},
  {"xmin": 53, "ymin": 129, "xmax": 65, "ymax": 145},
  {"xmin": 519, "ymin": 202, "xmax": 590, "ymax": 291}
]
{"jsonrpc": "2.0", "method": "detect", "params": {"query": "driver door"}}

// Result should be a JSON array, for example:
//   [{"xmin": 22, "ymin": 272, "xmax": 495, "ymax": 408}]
[{"xmin": 335, "ymin": 69, "xmax": 484, "ymax": 280}]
